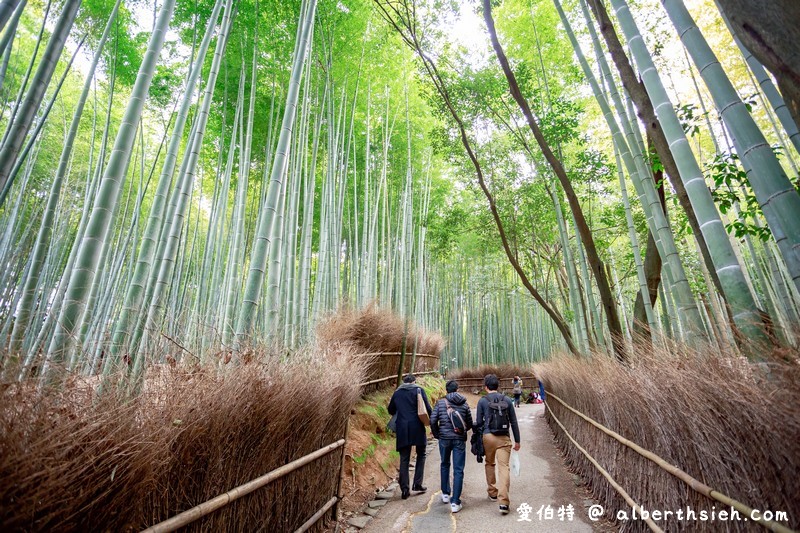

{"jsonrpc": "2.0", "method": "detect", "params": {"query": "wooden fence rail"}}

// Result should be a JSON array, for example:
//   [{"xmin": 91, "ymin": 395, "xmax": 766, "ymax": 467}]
[
  {"xmin": 358, "ymin": 370, "xmax": 438, "ymax": 388},
  {"xmin": 452, "ymin": 375, "xmax": 536, "ymax": 393},
  {"xmin": 141, "ymin": 440, "xmax": 346, "ymax": 533},
  {"xmin": 545, "ymin": 390, "xmax": 796, "ymax": 533},
  {"xmin": 140, "ymin": 352, "xmax": 441, "ymax": 533}
]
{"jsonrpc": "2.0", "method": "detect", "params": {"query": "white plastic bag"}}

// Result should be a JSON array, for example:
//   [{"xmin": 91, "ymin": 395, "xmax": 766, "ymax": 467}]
[{"xmin": 510, "ymin": 449, "xmax": 521, "ymax": 477}]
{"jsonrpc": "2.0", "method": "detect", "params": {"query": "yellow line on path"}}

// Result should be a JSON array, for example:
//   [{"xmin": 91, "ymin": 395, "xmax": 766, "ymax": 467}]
[{"xmin": 403, "ymin": 490, "xmax": 456, "ymax": 533}]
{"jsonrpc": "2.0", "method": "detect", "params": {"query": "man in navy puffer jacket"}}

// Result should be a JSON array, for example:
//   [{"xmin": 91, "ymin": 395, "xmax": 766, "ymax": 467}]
[{"xmin": 430, "ymin": 380, "xmax": 473, "ymax": 513}]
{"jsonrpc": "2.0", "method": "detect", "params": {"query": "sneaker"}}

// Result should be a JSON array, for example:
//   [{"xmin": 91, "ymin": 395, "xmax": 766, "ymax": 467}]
[
  {"xmin": 441, "ymin": 494, "xmax": 450, "ymax": 504},
  {"xmin": 488, "ymin": 495, "xmax": 498, "ymax": 501},
  {"xmin": 450, "ymin": 502, "xmax": 463, "ymax": 513},
  {"xmin": 499, "ymin": 505, "xmax": 509, "ymax": 515}
]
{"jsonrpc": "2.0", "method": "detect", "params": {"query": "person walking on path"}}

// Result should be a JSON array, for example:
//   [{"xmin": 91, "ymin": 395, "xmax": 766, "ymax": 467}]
[
  {"xmin": 430, "ymin": 379, "xmax": 473, "ymax": 513},
  {"xmin": 476, "ymin": 374, "xmax": 521, "ymax": 515},
  {"xmin": 388, "ymin": 373, "xmax": 433, "ymax": 499},
  {"xmin": 512, "ymin": 376, "xmax": 523, "ymax": 408}
]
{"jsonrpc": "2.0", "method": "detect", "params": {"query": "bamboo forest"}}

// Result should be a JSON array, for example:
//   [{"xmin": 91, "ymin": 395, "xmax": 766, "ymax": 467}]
[{"xmin": 0, "ymin": 0, "xmax": 798, "ymax": 530}]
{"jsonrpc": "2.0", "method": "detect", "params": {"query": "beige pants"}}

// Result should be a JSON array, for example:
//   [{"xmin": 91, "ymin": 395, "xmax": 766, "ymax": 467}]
[{"xmin": 483, "ymin": 433, "xmax": 512, "ymax": 505}]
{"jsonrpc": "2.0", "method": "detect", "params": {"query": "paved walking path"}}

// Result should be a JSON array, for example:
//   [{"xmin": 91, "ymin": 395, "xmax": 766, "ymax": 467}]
[{"xmin": 361, "ymin": 398, "xmax": 597, "ymax": 532}]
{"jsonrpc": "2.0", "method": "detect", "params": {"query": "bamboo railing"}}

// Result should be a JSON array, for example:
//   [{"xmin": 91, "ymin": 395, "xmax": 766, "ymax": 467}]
[
  {"xmin": 451, "ymin": 375, "xmax": 536, "ymax": 393},
  {"xmin": 141, "ymin": 440, "xmax": 346, "ymax": 533},
  {"xmin": 544, "ymin": 390, "xmax": 796, "ymax": 533},
  {"xmin": 358, "ymin": 351, "xmax": 441, "ymax": 394},
  {"xmin": 140, "ymin": 351, "xmax": 441, "ymax": 532}
]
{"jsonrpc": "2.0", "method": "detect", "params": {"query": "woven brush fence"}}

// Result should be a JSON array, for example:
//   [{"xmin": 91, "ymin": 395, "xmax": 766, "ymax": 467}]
[
  {"xmin": 447, "ymin": 363, "xmax": 532, "ymax": 381},
  {"xmin": 317, "ymin": 304, "xmax": 443, "ymax": 392},
  {"xmin": 0, "ymin": 345, "xmax": 364, "ymax": 532},
  {"xmin": 535, "ymin": 346, "xmax": 800, "ymax": 532},
  {"xmin": 316, "ymin": 304, "xmax": 445, "ymax": 361}
]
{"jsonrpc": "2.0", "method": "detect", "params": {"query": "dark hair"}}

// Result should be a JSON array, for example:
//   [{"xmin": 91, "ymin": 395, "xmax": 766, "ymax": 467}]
[
  {"xmin": 403, "ymin": 373, "xmax": 416, "ymax": 384},
  {"xmin": 446, "ymin": 380, "xmax": 459, "ymax": 393},
  {"xmin": 484, "ymin": 374, "xmax": 499, "ymax": 391}
]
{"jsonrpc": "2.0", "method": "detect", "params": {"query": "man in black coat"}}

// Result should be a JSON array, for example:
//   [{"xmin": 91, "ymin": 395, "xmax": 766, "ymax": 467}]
[
  {"xmin": 430, "ymin": 379, "xmax": 473, "ymax": 513},
  {"xmin": 388, "ymin": 373, "xmax": 433, "ymax": 499}
]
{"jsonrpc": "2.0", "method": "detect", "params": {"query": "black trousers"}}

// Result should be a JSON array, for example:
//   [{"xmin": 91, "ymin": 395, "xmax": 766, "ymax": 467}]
[{"xmin": 398, "ymin": 444, "xmax": 426, "ymax": 491}]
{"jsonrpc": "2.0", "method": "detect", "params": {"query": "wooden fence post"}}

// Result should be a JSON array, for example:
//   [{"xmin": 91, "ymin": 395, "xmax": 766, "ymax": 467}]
[{"xmin": 331, "ymin": 416, "xmax": 351, "ymax": 532}]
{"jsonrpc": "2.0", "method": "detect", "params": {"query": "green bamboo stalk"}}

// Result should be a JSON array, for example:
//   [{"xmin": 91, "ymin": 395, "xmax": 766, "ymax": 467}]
[
  {"xmin": 110, "ymin": 0, "xmax": 225, "ymax": 361},
  {"xmin": 663, "ymin": 0, "xmax": 800, "ymax": 298},
  {"xmin": 132, "ymin": 0, "xmax": 234, "ymax": 376},
  {"xmin": 8, "ymin": 0, "xmax": 121, "ymax": 356},
  {"xmin": 601, "ymin": 0, "xmax": 768, "ymax": 345},
  {"xmin": 0, "ymin": 0, "xmax": 81, "ymax": 203},
  {"xmin": 236, "ymin": 0, "xmax": 317, "ymax": 344},
  {"xmin": 45, "ymin": 0, "xmax": 177, "ymax": 377},
  {"xmin": 563, "ymin": 0, "xmax": 700, "ymax": 340}
]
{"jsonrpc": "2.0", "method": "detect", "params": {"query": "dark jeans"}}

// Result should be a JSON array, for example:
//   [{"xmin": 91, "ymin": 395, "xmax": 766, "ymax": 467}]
[
  {"xmin": 398, "ymin": 444, "xmax": 426, "ymax": 492},
  {"xmin": 439, "ymin": 439, "xmax": 466, "ymax": 504},
  {"xmin": 514, "ymin": 393, "xmax": 521, "ymax": 407}
]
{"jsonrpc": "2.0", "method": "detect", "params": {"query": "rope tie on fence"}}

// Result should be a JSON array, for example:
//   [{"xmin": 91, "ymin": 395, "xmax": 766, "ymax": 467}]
[
  {"xmin": 544, "ymin": 399, "xmax": 663, "ymax": 532},
  {"xmin": 546, "ymin": 391, "xmax": 796, "ymax": 533}
]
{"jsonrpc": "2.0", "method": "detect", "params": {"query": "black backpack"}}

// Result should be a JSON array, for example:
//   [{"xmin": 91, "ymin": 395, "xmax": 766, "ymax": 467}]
[
  {"xmin": 445, "ymin": 399, "xmax": 467, "ymax": 435},
  {"xmin": 486, "ymin": 393, "xmax": 510, "ymax": 435}
]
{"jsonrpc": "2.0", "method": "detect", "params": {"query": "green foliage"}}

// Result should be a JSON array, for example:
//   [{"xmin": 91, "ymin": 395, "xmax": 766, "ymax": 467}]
[
  {"xmin": 707, "ymin": 152, "xmax": 772, "ymax": 241},
  {"xmin": 674, "ymin": 103, "xmax": 704, "ymax": 137},
  {"xmin": 644, "ymin": 147, "xmax": 664, "ymax": 174}
]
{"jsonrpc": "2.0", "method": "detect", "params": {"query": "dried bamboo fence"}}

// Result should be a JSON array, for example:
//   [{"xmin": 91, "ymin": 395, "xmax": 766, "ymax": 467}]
[
  {"xmin": 140, "ymin": 352, "xmax": 440, "ymax": 533},
  {"xmin": 543, "ymin": 390, "xmax": 796, "ymax": 533},
  {"xmin": 359, "ymin": 351, "xmax": 440, "ymax": 394},
  {"xmin": 451, "ymin": 375, "xmax": 536, "ymax": 394}
]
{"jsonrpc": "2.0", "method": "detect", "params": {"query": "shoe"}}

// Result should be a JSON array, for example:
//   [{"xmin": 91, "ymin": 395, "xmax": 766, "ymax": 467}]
[
  {"xmin": 499, "ymin": 505, "xmax": 509, "ymax": 515},
  {"xmin": 488, "ymin": 495, "xmax": 498, "ymax": 501},
  {"xmin": 412, "ymin": 485, "xmax": 427, "ymax": 492},
  {"xmin": 441, "ymin": 494, "xmax": 450, "ymax": 504},
  {"xmin": 450, "ymin": 502, "xmax": 463, "ymax": 513},
  {"xmin": 401, "ymin": 489, "xmax": 410, "ymax": 500}
]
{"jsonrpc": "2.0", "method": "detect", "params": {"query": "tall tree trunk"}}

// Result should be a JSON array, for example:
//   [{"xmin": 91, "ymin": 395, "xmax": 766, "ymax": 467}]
[
  {"xmin": 633, "ymin": 202, "xmax": 663, "ymax": 337},
  {"xmin": 482, "ymin": 0, "xmax": 624, "ymax": 361},
  {"xmin": 713, "ymin": 2, "xmax": 800, "ymax": 156},
  {"xmin": 631, "ymin": 138, "xmax": 665, "ymax": 337},
  {"xmin": 663, "ymin": 0, "xmax": 800, "ymax": 296},
  {"xmin": 596, "ymin": 0, "xmax": 769, "ymax": 346},
  {"xmin": 582, "ymin": 0, "xmax": 726, "ymax": 310},
  {"xmin": 374, "ymin": 0, "xmax": 579, "ymax": 356}
]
